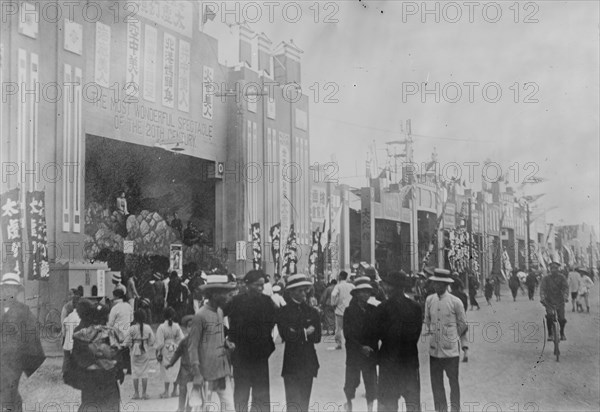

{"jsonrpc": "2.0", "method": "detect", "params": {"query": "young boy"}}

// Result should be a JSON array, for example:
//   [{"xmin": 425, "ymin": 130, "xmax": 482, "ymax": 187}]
[{"xmin": 167, "ymin": 314, "xmax": 195, "ymax": 412}]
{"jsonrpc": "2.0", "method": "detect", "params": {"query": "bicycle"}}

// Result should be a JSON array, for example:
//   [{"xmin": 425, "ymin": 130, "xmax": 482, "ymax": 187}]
[{"xmin": 547, "ymin": 307, "xmax": 561, "ymax": 362}]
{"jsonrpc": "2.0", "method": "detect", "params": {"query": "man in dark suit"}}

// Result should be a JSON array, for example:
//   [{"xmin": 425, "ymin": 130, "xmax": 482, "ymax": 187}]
[
  {"xmin": 226, "ymin": 270, "xmax": 277, "ymax": 412},
  {"xmin": 277, "ymin": 274, "xmax": 322, "ymax": 412},
  {"xmin": 1, "ymin": 273, "xmax": 46, "ymax": 412},
  {"xmin": 373, "ymin": 271, "xmax": 423, "ymax": 412},
  {"xmin": 343, "ymin": 277, "xmax": 378, "ymax": 412}
]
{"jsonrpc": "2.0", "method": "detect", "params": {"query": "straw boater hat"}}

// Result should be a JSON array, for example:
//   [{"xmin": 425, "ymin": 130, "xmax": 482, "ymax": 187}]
[
  {"xmin": 351, "ymin": 276, "xmax": 373, "ymax": 295},
  {"xmin": 152, "ymin": 272, "xmax": 162, "ymax": 281},
  {"xmin": 140, "ymin": 298, "xmax": 151, "ymax": 307},
  {"xmin": 199, "ymin": 274, "xmax": 237, "ymax": 291},
  {"xmin": 0, "ymin": 273, "xmax": 22, "ymax": 287},
  {"xmin": 112, "ymin": 273, "xmax": 122, "ymax": 283},
  {"xmin": 272, "ymin": 285, "xmax": 282, "ymax": 293},
  {"xmin": 429, "ymin": 268, "xmax": 454, "ymax": 283},
  {"xmin": 285, "ymin": 274, "xmax": 313, "ymax": 290}
]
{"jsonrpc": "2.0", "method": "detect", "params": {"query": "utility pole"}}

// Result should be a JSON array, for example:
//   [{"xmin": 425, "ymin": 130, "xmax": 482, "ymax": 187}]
[
  {"xmin": 526, "ymin": 201, "xmax": 531, "ymax": 272},
  {"xmin": 467, "ymin": 196, "xmax": 472, "ymax": 292}
]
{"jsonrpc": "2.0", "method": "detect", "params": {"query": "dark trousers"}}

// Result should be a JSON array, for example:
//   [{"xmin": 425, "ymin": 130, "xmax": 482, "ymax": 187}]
[
  {"xmin": 510, "ymin": 288, "xmax": 518, "ymax": 300},
  {"xmin": 468, "ymin": 291, "xmax": 479, "ymax": 308},
  {"xmin": 545, "ymin": 304, "xmax": 567, "ymax": 336},
  {"xmin": 430, "ymin": 356, "xmax": 460, "ymax": 412},
  {"xmin": 378, "ymin": 362, "xmax": 421, "ymax": 412},
  {"xmin": 233, "ymin": 359, "xmax": 271, "ymax": 412},
  {"xmin": 344, "ymin": 358, "xmax": 377, "ymax": 403},
  {"xmin": 283, "ymin": 375, "xmax": 313, "ymax": 412},
  {"xmin": 527, "ymin": 286, "xmax": 535, "ymax": 300}
]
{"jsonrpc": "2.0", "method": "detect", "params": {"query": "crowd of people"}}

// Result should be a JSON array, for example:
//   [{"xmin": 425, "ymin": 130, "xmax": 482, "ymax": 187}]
[{"xmin": 1, "ymin": 259, "xmax": 596, "ymax": 412}]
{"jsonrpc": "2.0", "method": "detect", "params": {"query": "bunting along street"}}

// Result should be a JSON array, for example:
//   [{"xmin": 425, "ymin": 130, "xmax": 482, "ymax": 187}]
[{"xmin": 19, "ymin": 283, "xmax": 599, "ymax": 411}]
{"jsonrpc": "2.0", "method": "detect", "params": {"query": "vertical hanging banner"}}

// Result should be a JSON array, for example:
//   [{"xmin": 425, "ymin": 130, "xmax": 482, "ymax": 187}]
[
  {"xmin": 202, "ymin": 66, "xmax": 214, "ymax": 119},
  {"xmin": 282, "ymin": 224, "xmax": 298, "ymax": 275},
  {"xmin": 169, "ymin": 244, "xmax": 183, "ymax": 276},
  {"xmin": 308, "ymin": 231, "xmax": 322, "ymax": 276},
  {"xmin": 25, "ymin": 191, "xmax": 49, "ymax": 280},
  {"xmin": 250, "ymin": 223, "xmax": 262, "ymax": 270},
  {"xmin": 1, "ymin": 189, "xmax": 23, "ymax": 277},
  {"xmin": 178, "ymin": 40, "xmax": 190, "ymax": 112},
  {"xmin": 94, "ymin": 22, "xmax": 111, "ymax": 88},
  {"xmin": 143, "ymin": 24, "xmax": 157, "ymax": 102},
  {"xmin": 162, "ymin": 32, "xmax": 176, "ymax": 108},
  {"xmin": 126, "ymin": 20, "xmax": 141, "ymax": 99},
  {"xmin": 270, "ymin": 223, "xmax": 281, "ymax": 275}
]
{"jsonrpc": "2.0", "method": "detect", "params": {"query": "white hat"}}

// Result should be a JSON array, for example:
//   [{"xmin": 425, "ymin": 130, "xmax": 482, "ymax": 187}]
[
  {"xmin": 199, "ymin": 275, "xmax": 237, "ymax": 291},
  {"xmin": 273, "ymin": 285, "xmax": 282, "ymax": 293},
  {"xmin": 0, "ymin": 273, "xmax": 23, "ymax": 287},
  {"xmin": 285, "ymin": 274, "xmax": 313, "ymax": 290},
  {"xmin": 351, "ymin": 276, "xmax": 373, "ymax": 295},
  {"xmin": 429, "ymin": 268, "xmax": 454, "ymax": 283}
]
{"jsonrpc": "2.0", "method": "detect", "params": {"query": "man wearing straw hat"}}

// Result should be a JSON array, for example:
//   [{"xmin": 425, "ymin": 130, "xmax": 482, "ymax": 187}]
[
  {"xmin": 424, "ymin": 269, "xmax": 467, "ymax": 412},
  {"xmin": 111, "ymin": 272, "xmax": 127, "ymax": 298},
  {"xmin": 188, "ymin": 274, "xmax": 237, "ymax": 411},
  {"xmin": 373, "ymin": 271, "xmax": 423, "ymax": 412},
  {"xmin": 226, "ymin": 269, "xmax": 277, "ymax": 412},
  {"xmin": 342, "ymin": 276, "xmax": 378, "ymax": 412},
  {"xmin": 277, "ymin": 274, "xmax": 322, "ymax": 412},
  {"xmin": 1, "ymin": 273, "xmax": 46, "ymax": 412}
]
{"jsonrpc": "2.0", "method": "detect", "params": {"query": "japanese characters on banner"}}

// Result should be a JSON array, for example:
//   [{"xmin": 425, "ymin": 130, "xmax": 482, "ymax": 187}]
[
  {"xmin": 19, "ymin": 2, "xmax": 38, "ymax": 39},
  {"xmin": 94, "ymin": 22, "xmax": 111, "ymax": 88},
  {"xmin": 202, "ymin": 66, "xmax": 214, "ymax": 119},
  {"xmin": 282, "ymin": 224, "xmax": 298, "ymax": 275},
  {"xmin": 250, "ymin": 223, "xmax": 262, "ymax": 270},
  {"xmin": 178, "ymin": 40, "xmax": 191, "ymax": 112},
  {"xmin": 64, "ymin": 19, "xmax": 83, "ymax": 55},
  {"xmin": 143, "ymin": 24, "xmax": 157, "ymax": 102},
  {"xmin": 270, "ymin": 223, "xmax": 281, "ymax": 275},
  {"xmin": 279, "ymin": 132, "xmax": 291, "ymax": 243},
  {"xmin": 162, "ymin": 32, "xmax": 176, "ymax": 108},
  {"xmin": 169, "ymin": 244, "xmax": 183, "ymax": 276},
  {"xmin": 126, "ymin": 20, "xmax": 141, "ymax": 99},
  {"xmin": 1, "ymin": 189, "xmax": 23, "ymax": 277},
  {"xmin": 308, "ymin": 231, "xmax": 322, "ymax": 276},
  {"xmin": 135, "ymin": 1, "xmax": 193, "ymax": 38},
  {"xmin": 25, "ymin": 191, "xmax": 49, "ymax": 280},
  {"xmin": 447, "ymin": 228, "xmax": 480, "ymax": 278}
]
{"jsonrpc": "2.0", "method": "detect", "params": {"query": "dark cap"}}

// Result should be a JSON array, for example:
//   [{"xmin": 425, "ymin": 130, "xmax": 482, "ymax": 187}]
[{"xmin": 244, "ymin": 270, "xmax": 266, "ymax": 284}]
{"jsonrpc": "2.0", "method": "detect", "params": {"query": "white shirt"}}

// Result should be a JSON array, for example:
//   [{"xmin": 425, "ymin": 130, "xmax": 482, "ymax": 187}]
[
  {"xmin": 331, "ymin": 280, "xmax": 355, "ymax": 316},
  {"xmin": 425, "ymin": 292, "xmax": 468, "ymax": 358},
  {"xmin": 263, "ymin": 282, "xmax": 273, "ymax": 296},
  {"xmin": 108, "ymin": 299, "xmax": 133, "ymax": 336},
  {"xmin": 62, "ymin": 310, "xmax": 81, "ymax": 351}
]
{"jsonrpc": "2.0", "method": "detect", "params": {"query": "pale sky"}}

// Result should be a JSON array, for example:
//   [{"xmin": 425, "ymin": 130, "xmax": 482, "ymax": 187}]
[{"xmin": 206, "ymin": 0, "xmax": 600, "ymax": 234}]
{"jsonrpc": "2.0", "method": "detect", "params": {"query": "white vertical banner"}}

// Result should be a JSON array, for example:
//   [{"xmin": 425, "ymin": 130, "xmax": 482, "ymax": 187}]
[
  {"xmin": 247, "ymin": 120, "xmax": 253, "ymax": 228},
  {"xmin": 18, "ymin": 50, "xmax": 26, "ymax": 182},
  {"xmin": 178, "ymin": 39, "xmax": 190, "ymax": 112},
  {"xmin": 62, "ymin": 64, "xmax": 72, "ymax": 232},
  {"xmin": 97, "ymin": 269, "xmax": 106, "ymax": 297},
  {"xmin": 126, "ymin": 20, "xmax": 141, "ymax": 100},
  {"xmin": 18, "ymin": 2, "xmax": 38, "ymax": 39},
  {"xmin": 162, "ymin": 32, "xmax": 176, "ymax": 108},
  {"xmin": 94, "ymin": 22, "xmax": 111, "ymax": 88},
  {"xmin": 253, "ymin": 122, "xmax": 258, "ymax": 217},
  {"xmin": 29, "ymin": 54, "xmax": 39, "ymax": 190},
  {"xmin": 202, "ymin": 66, "xmax": 214, "ymax": 119},
  {"xmin": 143, "ymin": 24, "xmax": 157, "ymax": 102},
  {"xmin": 279, "ymin": 132, "xmax": 291, "ymax": 243},
  {"xmin": 64, "ymin": 19, "xmax": 83, "ymax": 55},
  {"xmin": 73, "ymin": 67, "xmax": 82, "ymax": 233}
]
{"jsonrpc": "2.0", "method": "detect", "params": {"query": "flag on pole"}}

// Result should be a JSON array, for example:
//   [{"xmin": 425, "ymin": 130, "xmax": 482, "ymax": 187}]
[
  {"xmin": 1, "ymin": 189, "xmax": 23, "ymax": 277},
  {"xmin": 282, "ymin": 224, "xmax": 298, "ymax": 275},
  {"xmin": 250, "ymin": 223, "xmax": 262, "ymax": 270},
  {"xmin": 270, "ymin": 223, "xmax": 281, "ymax": 275},
  {"xmin": 26, "ymin": 191, "xmax": 49, "ymax": 280}
]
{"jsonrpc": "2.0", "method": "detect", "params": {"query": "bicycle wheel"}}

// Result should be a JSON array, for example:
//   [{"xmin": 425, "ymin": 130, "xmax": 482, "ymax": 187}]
[{"xmin": 553, "ymin": 318, "xmax": 560, "ymax": 362}]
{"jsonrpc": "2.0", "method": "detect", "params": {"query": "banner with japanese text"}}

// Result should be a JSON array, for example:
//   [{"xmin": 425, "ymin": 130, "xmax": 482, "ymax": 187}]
[
  {"xmin": 1, "ymin": 189, "xmax": 23, "ymax": 277},
  {"xmin": 308, "ymin": 231, "xmax": 322, "ymax": 276},
  {"xmin": 270, "ymin": 223, "xmax": 281, "ymax": 275},
  {"xmin": 250, "ymin": 223, "xmax": 262, "ymax": 270},
  {"xmin": 282, "ymin": 224, "xmax": 298, "ymax": 276},
  {"xmin": 25, "ymin": 191, "xmax": 49, "ymax": 280}
]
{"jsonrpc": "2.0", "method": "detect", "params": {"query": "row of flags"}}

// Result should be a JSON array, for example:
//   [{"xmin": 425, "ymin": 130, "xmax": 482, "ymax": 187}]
[
  {"xmin": 250, "ymin": 201, "xmax": 342, "ymax": 276},
  {"xmin": 1, "ymin": 188, "xmax": 49, "ymax": 280}
]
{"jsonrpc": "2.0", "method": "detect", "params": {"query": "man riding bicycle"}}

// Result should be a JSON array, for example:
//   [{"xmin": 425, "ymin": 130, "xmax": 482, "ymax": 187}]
[{"xmin": 540, "ymin": 261, "xmax": 569, "ymax": 341}]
